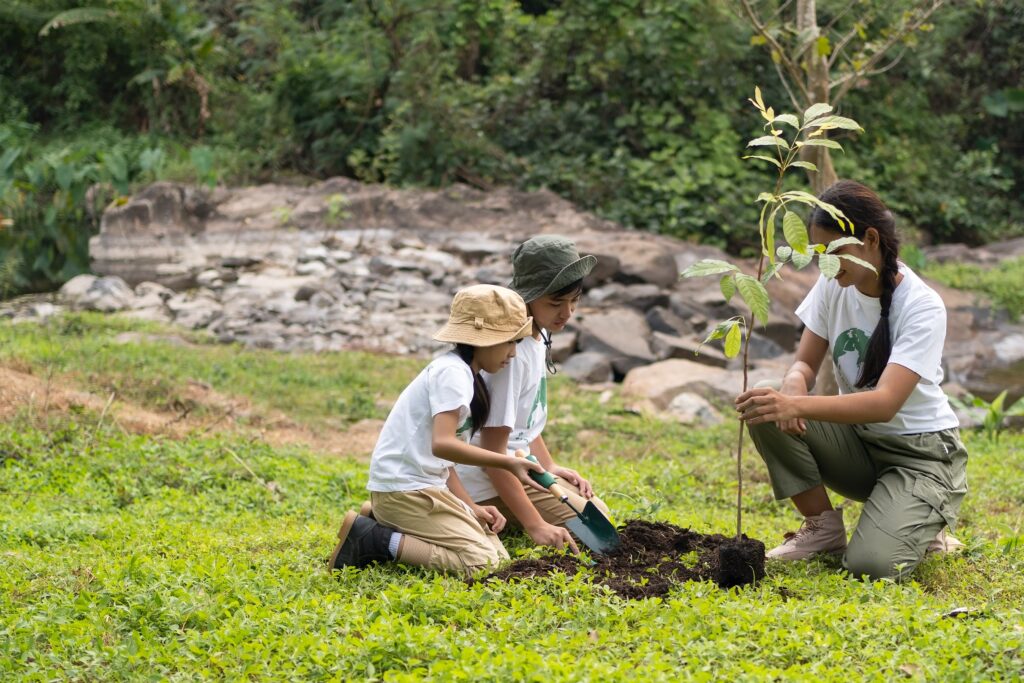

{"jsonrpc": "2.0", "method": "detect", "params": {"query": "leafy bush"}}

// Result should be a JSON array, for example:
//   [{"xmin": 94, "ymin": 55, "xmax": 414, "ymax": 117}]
[{"xmin": 922, "ymin": 257, "xmax": 1024, "ymax": 322}]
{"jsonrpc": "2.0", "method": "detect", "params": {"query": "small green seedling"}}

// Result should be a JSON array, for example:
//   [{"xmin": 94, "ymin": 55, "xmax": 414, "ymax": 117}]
[
  {"xmin": 681, "ymin": 87, "xmax": 872, "ymax": 537},
  {"xmin": 949, "ymin": 390, "xmax": 1024, "ymax": 444}
]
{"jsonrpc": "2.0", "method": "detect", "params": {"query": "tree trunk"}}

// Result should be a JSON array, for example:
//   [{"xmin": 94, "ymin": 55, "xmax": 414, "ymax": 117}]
[
  {"xmin": 796, "ymin": 0, "xmax": 838, "ymax": 195},
  {"xmin": 797, "ymin": 0, "xmax": 838, "ymax": 395}
]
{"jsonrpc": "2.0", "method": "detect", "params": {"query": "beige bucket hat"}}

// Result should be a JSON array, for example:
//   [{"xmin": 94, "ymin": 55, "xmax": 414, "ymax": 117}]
[{"xmin": 433, "ymin": 284, "xmax": 533, "ymax": 346}]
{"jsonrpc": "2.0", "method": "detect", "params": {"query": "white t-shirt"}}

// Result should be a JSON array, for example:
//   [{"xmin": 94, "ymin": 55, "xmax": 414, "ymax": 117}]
[
  {"xmin": 796, "ymin": 263, "xmax": 959, "ymax": 435},
  {"xmin": 456, "ymin": 334, "xmax": 549, "ymax": 501},
  {"xmin": 367, "ymin": 352, "xmax": 474, "ymax": 492}
]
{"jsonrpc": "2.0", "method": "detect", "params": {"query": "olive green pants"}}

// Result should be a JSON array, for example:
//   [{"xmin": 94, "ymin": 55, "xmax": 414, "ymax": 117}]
[{"xmin": 748, "ymin": 417, "xmax": 968, "ymax": 580}]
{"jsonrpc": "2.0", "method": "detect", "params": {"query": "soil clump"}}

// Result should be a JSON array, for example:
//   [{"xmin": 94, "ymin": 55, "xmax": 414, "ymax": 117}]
[{"xmin": 486, "ymin": 520, "xmax": 766, "ymax": 599}]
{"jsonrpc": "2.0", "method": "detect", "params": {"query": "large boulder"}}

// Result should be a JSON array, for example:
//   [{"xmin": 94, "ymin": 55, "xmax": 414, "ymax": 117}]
[{"xmin": 575, "ymin": 307, "xmax": 655, "ymax": 376}]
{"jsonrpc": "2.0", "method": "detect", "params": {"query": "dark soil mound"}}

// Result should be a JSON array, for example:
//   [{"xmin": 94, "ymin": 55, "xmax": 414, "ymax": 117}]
[{"xmin": 485, "ymin": 520, "xmax": 766, "ymax": 599}]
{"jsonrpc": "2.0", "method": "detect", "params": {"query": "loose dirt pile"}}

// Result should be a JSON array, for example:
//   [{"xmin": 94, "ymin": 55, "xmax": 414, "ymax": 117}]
[{"xmin": 486, "ymin": 520, "xmax": 766, "ymax": 599}]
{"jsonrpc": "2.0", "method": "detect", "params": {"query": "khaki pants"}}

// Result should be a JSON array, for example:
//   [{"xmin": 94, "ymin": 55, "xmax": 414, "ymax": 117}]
[
  {"xmin": 477, "ymin": 478, "xmax": 611, "ymax": 528},
  {"xmin": 371, "ymin": 487, "xmax": 508, "ymax": 576},
  {"xmin": 748, "ymin": 416, "xmax": 968, "ymax": 580}
]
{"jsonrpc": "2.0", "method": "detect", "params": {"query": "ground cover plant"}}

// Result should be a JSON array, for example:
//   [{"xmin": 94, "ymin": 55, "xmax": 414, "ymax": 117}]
[{"xmin": 2, "ymin": 315, "xmax": 1024, "ymax": 680}]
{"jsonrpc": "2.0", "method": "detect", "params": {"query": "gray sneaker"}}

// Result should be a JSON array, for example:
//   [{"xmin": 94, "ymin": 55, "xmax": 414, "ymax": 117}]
[
  {"xmin": 767, "ymin": 509, "xmax": 847, "ymax": 561},
  {"xmin": 926, "ymin": 528, "xmax": 965, "ymax": 554}
]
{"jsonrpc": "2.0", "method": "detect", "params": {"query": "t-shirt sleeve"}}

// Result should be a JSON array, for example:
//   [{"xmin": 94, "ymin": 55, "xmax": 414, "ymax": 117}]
[
  {"xmin": 428, "ymin": 363, "xmax": 474, "ymax": 417},
  {"xmin": 887, "ymin": 297, "xmax": 947, "ymax": 385},
  {"xmin": 481, "ymin": 363, "xmax": 519, "ymax": 430},
  {"xmin": 795, "ymin": 275, "xmax": 830, "ymax": 340}
]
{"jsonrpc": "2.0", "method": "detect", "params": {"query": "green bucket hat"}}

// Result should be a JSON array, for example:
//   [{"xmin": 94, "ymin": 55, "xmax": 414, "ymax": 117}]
[{"xmin": 508, "ymin": 235, "xmax": 598, "ymax": 303}]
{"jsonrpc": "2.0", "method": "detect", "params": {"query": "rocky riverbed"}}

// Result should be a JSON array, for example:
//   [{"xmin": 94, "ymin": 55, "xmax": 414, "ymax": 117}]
[{"xmin": 3, "ymin": 179, "xmax": 1023, "ymax": 426}]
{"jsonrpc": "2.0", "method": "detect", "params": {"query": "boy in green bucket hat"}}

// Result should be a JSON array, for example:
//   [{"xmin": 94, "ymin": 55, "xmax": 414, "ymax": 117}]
[{"xmin": 455, "ymin": 235, "xmax": 611, "ymax": 549}]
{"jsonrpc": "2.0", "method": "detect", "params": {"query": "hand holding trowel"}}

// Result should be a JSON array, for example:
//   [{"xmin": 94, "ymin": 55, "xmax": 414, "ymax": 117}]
[{"xmin": 514, "ymin": 449, "xmax": 621, "ymax": 554}]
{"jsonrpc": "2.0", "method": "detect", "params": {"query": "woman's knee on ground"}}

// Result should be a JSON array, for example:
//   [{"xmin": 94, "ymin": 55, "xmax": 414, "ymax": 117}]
[{"xmin": 844, "ymin": 534, "xmax": 924, "ymax": 581}]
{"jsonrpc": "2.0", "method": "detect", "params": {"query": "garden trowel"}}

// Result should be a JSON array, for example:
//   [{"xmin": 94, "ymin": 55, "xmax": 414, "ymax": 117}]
[{"xmin": 515, "ymin": 450, "xmax": 621, "ymax": 554}]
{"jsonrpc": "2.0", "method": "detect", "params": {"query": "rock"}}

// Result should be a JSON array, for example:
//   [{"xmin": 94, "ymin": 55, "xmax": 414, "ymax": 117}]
[
  {"xmin": 60, "ymin": 275, "xmax": 136, "ymax": 312},
  {"xmin": 295, "ymin": 260, "xmax": 328, "ymax": 276},
  {"xmin": 550, "ymin": 331, "xmax": 578, "ymax": 362},
  {"xmin": 443, "ymin": 236, "xmax": 510, "ymax": 262},
  {"xmin": 746, "ymin": 331, "xmax": 787, "ymax": 360},
  {"xmin": 560, "ymin": 352, "xmax": 614, "ymax": 383},
  {"xmin": 575, "ymin": 234, "xmax": 678, "ymax": 288},
  {"xmin": 587, "ymin": 283, "xmax": 668, "ymax": 311},
  {"xmin": 645, "ymin": 306, "xmax": 691, "ymax": 336},
  {"xmin": 994, "ymin": 334, "xmax": 1024, "ymax": 365},
  {"xmin": 761, "ymin": 313, "xmax": 802, "ymax": 351},
  {"xmin": 622, "ymin": 359, "xmax": 731, "ymax": 409},
  {"xmin": 295, "ymin": 285, "xmax": 319, "ymax": 302},
  {"xmin": 650, "ymin": 332, "xmax": 729, "ymax": 368},
  {"xmin": 167, "ymin": 294, "xmax": 222, "ymax": 329},
  {"xmin": 221, "ymin": 256, "xmax": 262, "ymax": 269},
  {"xmin": 575, "ymin": 307, "xmax": 655, "ymax": 376},
  {"xmin": 299, "ymin": 246, "xmax": 329, "ymax": 262},
  {"xmin": 622, "ymin": 358, "xmax": 784, "ymax": 408},
  {"xmin": 196, "ymin": 269, "xmax": 224, "ymax": 289},
  {"xmin": 665, "ymin": 392, "xmax": 723, "ymax": 425}
]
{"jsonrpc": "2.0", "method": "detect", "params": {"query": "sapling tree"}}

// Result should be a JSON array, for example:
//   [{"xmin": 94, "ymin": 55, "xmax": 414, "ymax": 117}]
[{"xmin": 681, "ymin": 87, "xmax": 873, "ymax": 538}]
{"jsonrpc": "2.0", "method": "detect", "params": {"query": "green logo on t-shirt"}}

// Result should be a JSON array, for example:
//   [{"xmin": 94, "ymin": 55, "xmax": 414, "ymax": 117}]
[
  {"xmin": 833, "ymin": 328, "xmax": 869, "ymax": 390},
  {"xmin": 526, "ymin": 376, "xmax": 547, "ymax": 429},
  {"xmin": 457, "ymin": 415, "xmax": 473, "ymax": 437},
  {"xmin": 833, "ymin": 328, "xmax": 870, "ymax": 366}
]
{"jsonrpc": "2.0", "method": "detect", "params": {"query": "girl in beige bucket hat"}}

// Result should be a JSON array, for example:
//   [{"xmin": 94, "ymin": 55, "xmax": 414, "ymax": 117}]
[
  {"xmin": 329, "ymin": 285, "xmax": 567, "ymax": 575},
  {"xmin": 454, "ymin": 235, "xmax": 611, "ymax": 551}
]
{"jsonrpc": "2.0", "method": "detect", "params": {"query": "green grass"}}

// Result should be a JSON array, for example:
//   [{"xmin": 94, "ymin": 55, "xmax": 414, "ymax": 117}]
[
  {"xmin": 2, "ymin": 315, "xmax": 1024, "ymax": 681},
  {"xmin": 0, "ymin": 313, "xmax": 417, "ymax": 430},
  {"xmin": 922, "ymin": 256, "xmax": 1024, "ymax": 322}
]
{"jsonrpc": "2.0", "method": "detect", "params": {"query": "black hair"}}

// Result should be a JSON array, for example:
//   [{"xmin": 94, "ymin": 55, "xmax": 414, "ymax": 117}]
[
  {"xmin": 810, "ymin": 180, "xmax": 900, "ymax": 389},
  {"xmin": 548, "ymin": 277, "xmax": 584, "ymax": 299},
  {"xmin": 454, "ymin": 343, "xmax": 490, "ymax": 436}
]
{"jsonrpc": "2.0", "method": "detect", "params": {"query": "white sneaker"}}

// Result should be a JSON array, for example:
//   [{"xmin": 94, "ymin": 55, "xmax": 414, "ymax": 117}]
[
  {"xmin": 767, "ymin": 509, "xmax": 847, "ymax": 561},
  {"xmin": 926, "ymin": 528, "xmax": 965, "ymax": 554}
]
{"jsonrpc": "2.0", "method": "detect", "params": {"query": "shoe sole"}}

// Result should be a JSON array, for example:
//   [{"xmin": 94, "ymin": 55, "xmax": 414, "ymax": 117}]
[{"xmin": 327, "ymin": 510, "xmax": 359, "ymax": 571}]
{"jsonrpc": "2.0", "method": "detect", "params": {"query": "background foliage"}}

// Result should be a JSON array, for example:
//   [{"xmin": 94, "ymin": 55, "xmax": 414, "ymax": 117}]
[{"xmin": 1, "ymin": 0, "xmax": 1022, "ymax": 294}]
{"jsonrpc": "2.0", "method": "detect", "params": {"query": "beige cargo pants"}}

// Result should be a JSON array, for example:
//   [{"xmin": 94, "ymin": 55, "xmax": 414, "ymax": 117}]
[
  {"xmin": 476, "ymin": 477, "xmax": 611, "ymax": 528},
  {"xmin": 371, "ymin": 487, "xmax": 508, "ymax": 577},
  {"xmin": 748, "ymin": 416, "xmax": 968, "ymax": 580}
]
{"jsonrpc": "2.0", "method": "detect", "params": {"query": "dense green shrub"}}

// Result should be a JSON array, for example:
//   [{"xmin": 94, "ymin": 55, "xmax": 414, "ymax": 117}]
[{"xmin": 0, "ymin": 0, "xmax": 1021, "ymax": 294}]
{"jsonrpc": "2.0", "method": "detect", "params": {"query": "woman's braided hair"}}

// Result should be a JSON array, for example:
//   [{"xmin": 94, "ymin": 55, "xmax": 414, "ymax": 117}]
[{"xmin": 811, "ymin": 180, "xmax": 900, "ymax": 389}]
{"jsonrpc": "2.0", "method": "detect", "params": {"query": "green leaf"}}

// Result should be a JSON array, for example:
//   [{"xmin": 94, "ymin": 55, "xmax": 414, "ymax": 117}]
[
  {"xmin": 816, "ymin": 36, "xmax": 832, "ymax": 57},
  {"xmin": 756, "ymin": 192, "xmax": 776, "ymax": 203},
  {"xmin": 782, "ymin": 211, "xmax": 809, "ymax": 255},
  {"xmin": 747, "ymin": 136, "xmax": 790, "ymax": 150},
  {"xmin": 761, "ymin": 261, "xmax": 784, "ymax": 283},
  {"xmin": 825, "ymin": 236, "xmax": 862, "ymax": 253},
  {"xmin": 818, "ymin": 253, "xmax": 841, "ymax": 278},
  {"xmin": 736, "ymin": 274, "xmax": 770, "ymax": 326},
  {"xmin": 743, "ymin": 155, "xmax": 782, "ymax": 168},
  {"xmin": 681, "ymin": 259, "xmax": 740, "ymax": 278},
  {"xmin": 39, "ymin": 8, "xmax": 118, "ymax": 37},
  {"xmin": 803, "ymin": 103, "xmax": 833, "ymax": 123},
  {"xmin": 792, "ymin": 250, "xmax": 814, "ymax": 269},
  {"xmin": 797, "ymin": 138, "xmax": 843, "ymax": 150},
  {"xmin": 720, "ymin": 275, "xmax": 736, "ymax": 303},
  {"xmin": 789, "ymin": 160, "xmax": 818, "ymax": 171},
  {"xmin": 776, "ymin": 245, "xmax": 793, "ymax": 261},
  {"xmin": 764, "ymin": 209, "xmax": 777, "ymax": 263},
  {"xmin": 771, "ymin": 114, "xmax": 800, "ymax": 129},
  {"xmin": 55, "ymin": 164, "xmax": 73, "ymax": 192},
  {"xmin": 703, "ymin": 321, "xmax": 729, "ymax": 344},
  {"xmin": 724, "ymin": 321, "xmax": 743, "ymax": 358},
  {"xmin": 808, "ymin": 115, "xmax": 863, "ymax": 132},
  {"xmin": 838, "ymin": 254, "xmax": 877, "ymax": 273}
]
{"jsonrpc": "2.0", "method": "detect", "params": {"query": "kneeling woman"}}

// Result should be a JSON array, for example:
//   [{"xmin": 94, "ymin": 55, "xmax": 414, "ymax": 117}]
[
  {"xmin": 736, "ymin": 180, "xmax": 967, "ymax": 580},
  {"xmin": 329, "ymin": 285, "xmax": 551, "ymax": 576}
]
